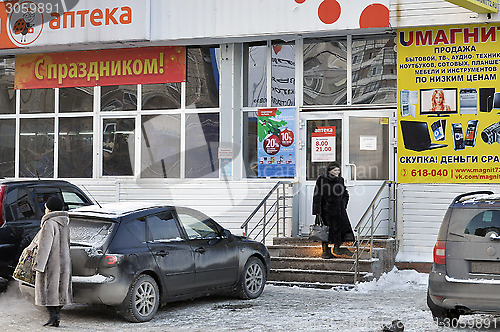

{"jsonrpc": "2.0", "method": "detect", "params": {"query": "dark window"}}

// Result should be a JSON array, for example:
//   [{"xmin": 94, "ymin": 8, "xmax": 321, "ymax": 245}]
[
  {"xmin": 465, "ymin": 210, "xmax": 500, "ymax": 237},
  {"xmin": 4, "ymin": 187, "xmax": 35, "ymax": 221},
  {"xmin": 124, "ymin": 219, "xmax": 146, "ymax": 243},
  {"xmin": 186, "ymin": 47, "xmax": 219, "ymax": 108},
  {"xmin": 20, "ymin": 88, "xmax": 55, "ymax": 113},
  {"xmin": 146, "ymin": 212, "xmax": 182, "ymax": 242},
  {"xmin": 59, "ymin": 117, "xmax": 93, "ymax": 178},
  {"xmin": 0, "ymin": 119, "xmax": 15, "ymax": 177},
  {"xmin": 175, "ymin": 208, "xmax": 218, "ymax": 240},
  {"xmin": 101, "ymin": 85, "xmax": 137, "ymax": 112}
]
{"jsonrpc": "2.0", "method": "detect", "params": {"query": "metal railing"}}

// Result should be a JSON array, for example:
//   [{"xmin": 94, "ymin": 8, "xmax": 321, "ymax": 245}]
[
  {"xmin": 352, "ymin": 180, "xmax": 396, "ymax": 283},
  {"xmin": 240, "ymin": 181, "xmax": 294, "ymax": 244}
]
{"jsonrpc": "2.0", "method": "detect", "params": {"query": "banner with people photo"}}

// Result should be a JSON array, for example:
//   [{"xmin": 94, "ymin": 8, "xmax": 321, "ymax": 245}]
[
  {"xmin": 397, "ymin": 23, "xmax": 500, "ymax": 183},
  {"xmin": 257, "ymin": 107, "xmax": 296, "ymax": 178}
]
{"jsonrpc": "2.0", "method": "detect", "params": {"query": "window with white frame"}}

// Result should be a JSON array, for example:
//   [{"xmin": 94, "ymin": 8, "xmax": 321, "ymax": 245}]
[{"xmin": 0, "ymin": 46, "xmax": 220, "ymax": 179}]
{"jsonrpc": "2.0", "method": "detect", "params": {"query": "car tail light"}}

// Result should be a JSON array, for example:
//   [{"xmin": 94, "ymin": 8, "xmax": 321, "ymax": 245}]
[
  {"xmin": 433, "ymin": 241, "xmax": 446, "ymax": 265},
  {"xmin": 0, "ymin": 185, "xmax": 6, "ymax": 228},
  {"xmin": 100, "ymin": 254, "xmax": 123, "ymax": 267}
]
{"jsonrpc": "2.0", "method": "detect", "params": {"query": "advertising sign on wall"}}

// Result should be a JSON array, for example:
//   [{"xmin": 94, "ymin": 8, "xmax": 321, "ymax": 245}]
[
  {"xmin": 397, "ymin": 24, "xmax": 500, "ymax": 183},
  {"xmin": 311, "ymin": 126, "xmax": 336, "ymax": 162},
  {"xmin": 0, "ymin": 0, "xmax": 149, "ymax": 50},
  {"xmin": 445, "ymin": 0, "xmax": 498, "ymax": 13},
  {"xmin": 257, "ymin": 107, "xmax": 296, "ymax": 178},
  {"xmin": 15, "ymin": 46, "xmax": 186, "ymax": 89}
]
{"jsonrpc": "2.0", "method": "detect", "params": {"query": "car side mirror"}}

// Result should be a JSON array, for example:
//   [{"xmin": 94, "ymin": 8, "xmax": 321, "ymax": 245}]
[{"xmin": 223, "ymin": 229, "xmax": 234, "ymax": 241}]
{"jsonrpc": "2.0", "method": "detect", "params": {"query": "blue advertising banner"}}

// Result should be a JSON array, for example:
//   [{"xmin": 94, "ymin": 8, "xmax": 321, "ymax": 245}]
[{"xmin": 257, "ymin": 107, "xmax": 296, "ymax": 178}]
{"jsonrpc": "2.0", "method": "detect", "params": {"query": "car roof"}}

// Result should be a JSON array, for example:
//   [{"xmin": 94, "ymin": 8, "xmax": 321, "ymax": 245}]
[
  {"xmin": 69, "ymin": 201, "xmax": 172, "ymax": 219},
  {"xmin": 0, "ymin": 178, "xmax": 76, "ymax": 186},
  {"xmin": 451, "ymin": 192, "xmax": 500, "ymax": 207}
]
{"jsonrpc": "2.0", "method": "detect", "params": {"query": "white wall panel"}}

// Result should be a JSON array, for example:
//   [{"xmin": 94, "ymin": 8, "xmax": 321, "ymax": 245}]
[
  {"xmin": 69, "ymin": 178, "xmax": 285, "ymax": 238},
  {"xmin": 396, "ymin": 183, "xmax": 500, "ymax": 262},
  {"xmin": 151, "ymin": 0, "xmax": 391, "ymax": 43},
  {"xmin": 390, "ymin": 0, "xmax": 500, "ymax": 28}
]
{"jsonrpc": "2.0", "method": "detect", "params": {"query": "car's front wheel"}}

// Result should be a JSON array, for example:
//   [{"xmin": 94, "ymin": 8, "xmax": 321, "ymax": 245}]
[
  {"xmin": 119, "ymin": 274, "xmax": 159, "ymax": 322},
  {"xmin": 237, "ymin": 257, "xmax": 266, "ymax": 299}
]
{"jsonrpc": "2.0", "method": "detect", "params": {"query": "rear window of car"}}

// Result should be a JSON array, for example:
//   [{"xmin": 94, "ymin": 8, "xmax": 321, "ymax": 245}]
[
  {"xmin": 465, "ymin": 210, "xmax": 500, "ymax": 237},
  {"xmin": 448, "ymin": 208, "xmax": 500, "ymax": 239},
  {"xmin": 69, "ymin": 217, "xmax": 115, "ymax": 248}
]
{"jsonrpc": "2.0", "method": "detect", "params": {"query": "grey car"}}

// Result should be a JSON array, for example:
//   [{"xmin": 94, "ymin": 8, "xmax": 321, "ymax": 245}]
[{"xmin": 427, "ymin": 190, "xmax": 500, "ymax": 324}]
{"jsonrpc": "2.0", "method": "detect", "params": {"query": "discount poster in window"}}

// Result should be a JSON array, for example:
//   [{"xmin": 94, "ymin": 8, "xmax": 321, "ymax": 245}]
[
  {"xmin": 311, "ymin": 126, "xmax": 336, "ymax": 162},
  {"xmin": 257, "ymin": 107, "xmax": 296, "ymax": 178}
]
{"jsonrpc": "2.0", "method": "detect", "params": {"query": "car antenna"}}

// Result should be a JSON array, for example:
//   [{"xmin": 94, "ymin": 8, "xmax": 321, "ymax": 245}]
[
  {"xmin": 36, "ymin": 170, "xmax": 40, "ymax": 180},
  {"xmin": 81, "ymin": 184, "xmax": 102, "ymax": 208}
]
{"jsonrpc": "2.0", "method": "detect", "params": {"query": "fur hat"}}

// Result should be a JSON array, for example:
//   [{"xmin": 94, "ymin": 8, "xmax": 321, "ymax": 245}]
[{"xmin": 46, "ymin": 196, "xmax": 64, "ymax": 211}]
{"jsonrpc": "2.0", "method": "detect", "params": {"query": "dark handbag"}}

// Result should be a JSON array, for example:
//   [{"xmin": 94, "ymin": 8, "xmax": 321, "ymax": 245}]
[
  {"xmin": 309, "ymin": 215, "xmax": 329, "ymax": 242},
  {"xmin": 12, "ymin": 246, "xmax": 37, "ymax": 286}
]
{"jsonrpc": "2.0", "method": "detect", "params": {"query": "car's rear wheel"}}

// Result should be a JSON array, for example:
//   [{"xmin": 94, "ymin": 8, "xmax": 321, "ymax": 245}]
[
  {"xmin": 237, "ymin": 257, "xmax": 266, "ymax": 299},
  {"xmin": 427, "ymin": 290, "xmax": 460, "ymax": 326},
  {"xmin": 119, "ymin": 274, "xmax": 159, "ymax": 322}
]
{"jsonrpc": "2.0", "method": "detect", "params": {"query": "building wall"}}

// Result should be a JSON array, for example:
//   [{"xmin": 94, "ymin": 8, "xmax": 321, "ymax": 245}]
[{"xmin": 68, "ymin": 178, "xmax": 288, "ymax": 240}]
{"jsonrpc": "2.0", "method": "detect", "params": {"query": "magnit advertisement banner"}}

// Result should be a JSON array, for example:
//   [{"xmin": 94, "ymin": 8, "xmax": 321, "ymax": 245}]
[
  {"xmin": 397, "ymin": 24, "xmax": 500, "ymax": 184},
  {"xmin": 257, "ymin": 107, "xmax": 296, "ymax": 178}
]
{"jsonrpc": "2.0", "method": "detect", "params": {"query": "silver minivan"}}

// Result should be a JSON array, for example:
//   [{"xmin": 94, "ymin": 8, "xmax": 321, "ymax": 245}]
[{"xmin": 427, "ymin": 191, "xmax": 500, "ymax": 324}]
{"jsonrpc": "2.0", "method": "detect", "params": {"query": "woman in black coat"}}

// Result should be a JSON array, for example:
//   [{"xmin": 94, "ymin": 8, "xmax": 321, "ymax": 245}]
[{"xmin": 312, "ymin": 162, "xmax": 354, "ymax": 258}]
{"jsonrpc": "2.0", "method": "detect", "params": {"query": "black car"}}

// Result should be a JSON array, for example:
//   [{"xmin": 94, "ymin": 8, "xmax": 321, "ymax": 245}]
[
  {"xmin": 0, "ymin": 179, "xmax": 93, "ymax": 279},
  {"xmin": 22, "ymin": 202, "xmax": 270, "ymax": 322}
]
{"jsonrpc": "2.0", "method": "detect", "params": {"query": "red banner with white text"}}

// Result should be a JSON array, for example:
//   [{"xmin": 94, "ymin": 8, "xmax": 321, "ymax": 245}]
[{"xmin": 15, "ymin": 46, "xmax": 186, "ymax": 89}]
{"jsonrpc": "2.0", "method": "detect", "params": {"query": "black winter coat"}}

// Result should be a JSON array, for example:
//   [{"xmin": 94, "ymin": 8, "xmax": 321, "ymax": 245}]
[{"xmin": 312, "ymin": 174, "xmax": 354, "ymax": 245}]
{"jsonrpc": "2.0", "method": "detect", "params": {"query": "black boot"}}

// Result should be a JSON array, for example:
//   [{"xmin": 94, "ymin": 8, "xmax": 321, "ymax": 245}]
[
  {"xmin": 321, "ymin": 242, "xmax": 334, "ymax": 259},
  {"xmin": 43, "ymin": 306, "xmax": 60, "ymax": 327},
  {"xmin": 332, "ymin": 245, "xmax": 353, "ymax": 258}
]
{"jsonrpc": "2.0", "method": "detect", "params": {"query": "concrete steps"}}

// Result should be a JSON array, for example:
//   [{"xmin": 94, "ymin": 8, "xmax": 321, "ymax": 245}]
[{"xmin": 267, "ymin": 237, "xmax": 396, "ymax": 287}]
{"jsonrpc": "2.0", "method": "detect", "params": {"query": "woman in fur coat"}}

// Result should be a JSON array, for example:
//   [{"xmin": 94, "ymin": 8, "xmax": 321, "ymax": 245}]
[
  {"xmin": 312, "ymin": 162, "xmax": 355, "ymax": 259},
  {"xmin": 30, "ymin": 196, "xmax": 72, "ymax": 327}
]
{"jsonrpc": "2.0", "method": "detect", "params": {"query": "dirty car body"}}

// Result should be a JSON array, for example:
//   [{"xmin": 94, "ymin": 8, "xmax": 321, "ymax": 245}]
[
  {"xmin": 428, "ymin": 191, "xmax": 500, "ymax": 323},
  {"xmin": 23, "ymin": 202, "xmax": 270, "ymax": 322}
]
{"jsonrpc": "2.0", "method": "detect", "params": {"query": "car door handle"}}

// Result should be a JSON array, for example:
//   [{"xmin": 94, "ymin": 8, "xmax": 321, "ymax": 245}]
[
  {"xmin": 155, "ymin": 250, "xmax": 169, "ymax": 257},
  {"xmin": 194, "ymin": 247, "xmax": 206, "ymax": 254}
]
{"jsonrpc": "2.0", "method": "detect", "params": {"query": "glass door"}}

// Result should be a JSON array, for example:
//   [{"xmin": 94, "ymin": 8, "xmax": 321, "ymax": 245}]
[{"xmin": 298, "ymin": 110, "xmax": 395, "ymax": 236}]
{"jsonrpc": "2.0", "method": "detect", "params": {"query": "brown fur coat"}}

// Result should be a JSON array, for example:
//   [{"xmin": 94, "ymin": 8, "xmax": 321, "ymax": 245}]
[{"xmin": 30, "ymin": 211, "xmax": 73, "ymax": 306}]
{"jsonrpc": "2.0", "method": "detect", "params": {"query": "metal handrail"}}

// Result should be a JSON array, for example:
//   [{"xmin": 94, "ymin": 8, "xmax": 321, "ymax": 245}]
[
  {"xmin": 240, "ymin": 181, "xmax": 289, "ymax": 230},
  {"xmin": 352, "ymin": 181, "xmax": 396, "ymax": 283},
  {"xmin": 240, "ymin": 181, "xmax": 294, "ymax": 243},
  {"xmin": 354, "ymin": 181, "xmax": 394, "ymax": 231}
]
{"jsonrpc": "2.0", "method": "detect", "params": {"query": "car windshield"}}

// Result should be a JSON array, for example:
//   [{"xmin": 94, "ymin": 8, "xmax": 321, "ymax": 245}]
[{"xmin": 69, "ymin": 217, "xmax": 115, "ymax": 247}]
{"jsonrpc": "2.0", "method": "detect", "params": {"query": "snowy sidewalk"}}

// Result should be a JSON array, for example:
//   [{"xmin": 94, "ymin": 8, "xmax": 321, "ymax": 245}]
[{"xmin": 1, "ymin": 269, "xmax": 499, "ymax": 331}]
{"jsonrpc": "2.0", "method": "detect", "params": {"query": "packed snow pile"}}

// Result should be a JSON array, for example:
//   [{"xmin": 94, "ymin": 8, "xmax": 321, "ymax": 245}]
[{"xmin": 354, "ymin": 267, "xmax": 428, "ymax": 293}]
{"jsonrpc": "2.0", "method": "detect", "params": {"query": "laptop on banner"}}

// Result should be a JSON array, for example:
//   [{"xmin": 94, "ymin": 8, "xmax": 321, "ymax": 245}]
[{"xmin": 400, "ymin": 120, "xmax": 448, "ymax": 152}]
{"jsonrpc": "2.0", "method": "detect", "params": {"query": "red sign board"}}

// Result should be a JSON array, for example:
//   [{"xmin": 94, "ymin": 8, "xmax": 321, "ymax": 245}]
[{"xmin": 15, "ymin": 46, "xmax": 186, "ymax": 89}]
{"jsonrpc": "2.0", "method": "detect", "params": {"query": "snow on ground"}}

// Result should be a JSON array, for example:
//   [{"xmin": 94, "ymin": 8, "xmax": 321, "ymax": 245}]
[{"xmin": 1, "ymin": 269, "xmax": 500, "ymax": 331}]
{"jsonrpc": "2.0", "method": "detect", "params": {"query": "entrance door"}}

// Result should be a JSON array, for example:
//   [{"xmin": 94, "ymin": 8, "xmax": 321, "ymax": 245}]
[{"xmin": 298, "ymin": 110, "xmax": 395, "ymax": 236}]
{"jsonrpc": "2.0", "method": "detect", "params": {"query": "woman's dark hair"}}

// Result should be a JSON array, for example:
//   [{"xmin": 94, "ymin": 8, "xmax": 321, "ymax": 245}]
[{"xmin": 326, "ymin": 162, "xmax": 340, "ymax": 171}]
